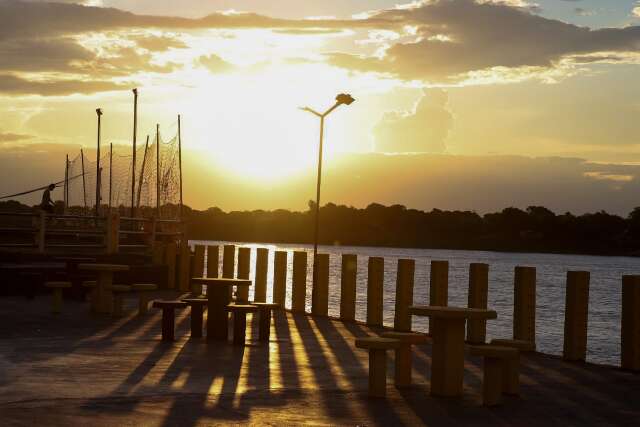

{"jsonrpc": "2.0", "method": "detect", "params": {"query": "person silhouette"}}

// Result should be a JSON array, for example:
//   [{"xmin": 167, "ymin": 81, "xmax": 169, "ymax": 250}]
[{"xmin": 40, "ymin": 184, "xmax": 56, "ymax": 214}]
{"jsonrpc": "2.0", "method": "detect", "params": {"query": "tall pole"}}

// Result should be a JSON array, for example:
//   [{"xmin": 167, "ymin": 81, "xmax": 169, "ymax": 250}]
[
  {"xmin": 131, "ymin": 88, "xmax": 138, "ymax": 217},
  {"xmin": 178, "ymin": 114, "xmax": 183, "ymax": 219},
  {"xmin": 80, "ymin": 148, "xmax": 87, "ymax": 213},
  {"xmin": 64, "ymin": 155, "xmax": 69, "ymax": 212},
  {"xmin": 95, "ymin": 108, "xmax": 102, "ymax": 216},
  {"xmin": 136, "ymin": 135, "xmax": 149, "ymax": 212},
  {"xmin": 156, "ymin": 123, "xmax": 160, "ymax": 216},
  {"xmin": 312, "ymin": 116, "xmax": 324, "ymax": 272},
  {"xmin": 109, "ymin": 143, "xmax": 113, "ymax": 211}
]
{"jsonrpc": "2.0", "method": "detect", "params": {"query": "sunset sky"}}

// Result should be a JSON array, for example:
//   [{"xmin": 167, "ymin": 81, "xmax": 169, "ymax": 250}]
[{"xmin": 1, "ymin": 0, "xmax": 640, "ymax": 214}]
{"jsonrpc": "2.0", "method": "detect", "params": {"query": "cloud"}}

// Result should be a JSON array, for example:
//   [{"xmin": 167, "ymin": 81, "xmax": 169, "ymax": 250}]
[
  {"xmin": 634, "ymin": 2, "xmax": 640, "ymax": 18},
  {"xmin": 374, "ymin": 89, "xmax": 453, "ymax": 153},
  {"xmin": 195, "ymin": 54, "xmax": 236, "ymax": 74},
  {"xmin": 127, "ymin": 34, "xmax": 187, "ymax": 51},
  {"xmin": 0, "ymin": 74, "xmax": 128, "ymax": 96},
  {"xmin": 0, "ymin": 130, "xmax": 32, "ymax": 143}
]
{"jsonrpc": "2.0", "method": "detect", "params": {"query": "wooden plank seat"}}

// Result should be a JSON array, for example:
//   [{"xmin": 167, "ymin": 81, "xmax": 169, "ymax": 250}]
[
  {"xmin": 152, "ymin": 300, "xmax": 187, "ymax": 341},
  {"xmin": 226, "ymin": 304, "xmax": 258, "ymax": 345},
  {"xmin": 355, "ymin": 337, "xmax": 401, "ymax": 397},
  {"xmin": 469, "ymin": 345, "xmax": 519, "ymax": 406},
  {"xmin": 380, "ymin": 331, "xmax": 428, "ymax": 387},
  {"xmin": 131, "ymin": 283, "xmax": 158, "ymax": 316},
  {"xmin": 106, "ymin": 285, "xmax": 131, "ymax": 317},
  {"xmin": 490, "ymin": 338, "xmax": 536, "ymax": 352},
  {"xmin": 251, "ymin": 302, "xmax": 280, "ymax": 342},
  {"xmin": 182, "ymin": 298, "xmax": 208, "ymax": 338},
  {"xmin": 45, "ymin": 281, "xmax": 71, "ymax": 314}
]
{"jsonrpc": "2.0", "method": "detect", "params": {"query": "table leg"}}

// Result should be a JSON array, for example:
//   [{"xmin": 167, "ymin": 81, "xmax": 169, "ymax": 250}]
[
  {"xmin": 430, "ymin": 317, "xmax": 466, "ymax": 397},
  {"xmin": 208, "ymin": 286, "xmax": 230, "ymax": 341},
  {"xmin": 190, "ymin": 305, "xmax": 203, "ymax": 338}
]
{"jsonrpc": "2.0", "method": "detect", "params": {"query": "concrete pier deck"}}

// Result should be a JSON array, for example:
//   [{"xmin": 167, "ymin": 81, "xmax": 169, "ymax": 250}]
[{"xmin": 0, "ymin": 294, "xmax": 639, "ymax": 426}]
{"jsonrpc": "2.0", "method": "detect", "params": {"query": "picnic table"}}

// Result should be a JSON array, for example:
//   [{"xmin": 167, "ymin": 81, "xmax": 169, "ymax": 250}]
[
  {"xmin": 191, "ymin": 278, "xmax": 252, "ymax": 341},
  {"xmin": 410, "ymin": 305, "xmax": 497, "ymax": 397},
  {"xmin": 78, "ymin": 263, "xmax": 129, "ymax": 313}
]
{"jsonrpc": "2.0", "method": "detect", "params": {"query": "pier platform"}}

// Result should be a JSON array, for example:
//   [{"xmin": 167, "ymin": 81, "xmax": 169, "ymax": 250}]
[{"xmin": 0, "ymin": 294, "xmax": 638, "ymax": 426}]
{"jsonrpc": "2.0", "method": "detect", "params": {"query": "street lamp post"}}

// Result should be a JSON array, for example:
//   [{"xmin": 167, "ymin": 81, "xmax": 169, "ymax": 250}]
[
  {"xmin": 301, "ymin": 93, "xmax": 355, "ymax": 291},
  {"xmin": 95, "ymin": 108, "xmax": 103, "ymax": 217}
]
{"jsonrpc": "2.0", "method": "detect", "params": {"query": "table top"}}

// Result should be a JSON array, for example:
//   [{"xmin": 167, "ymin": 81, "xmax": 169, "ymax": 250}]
[
  {"xmin": 409, "ymin": 305, "xmax": 497, "ymax": 320},
  {"xmin": 78, "ymin": 263, "xmax": 129, "ymax": 272},
  {"xmin": 191, "ymin": 277, "xmax": 251, "ymax": 287}
]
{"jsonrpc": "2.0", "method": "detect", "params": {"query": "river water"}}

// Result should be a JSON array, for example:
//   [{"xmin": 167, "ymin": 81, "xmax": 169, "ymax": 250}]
[{"xmin": 190, "ymin": 240, "xmax": 640, "ymax": 366}]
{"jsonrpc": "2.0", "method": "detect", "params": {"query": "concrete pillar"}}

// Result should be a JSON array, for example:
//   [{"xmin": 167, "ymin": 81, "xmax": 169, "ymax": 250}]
[
  {"xmin": 222, "ymin": 244, "xmax": 235, "ymax": 278},
  {"xmin": 273, "ymin": 251, "xmax": 287, "ymax": 307},
  {"xmin": 206, "ymin": 245, "xmax": 219, "ymax": 278},
  {"xmin": 428, "ymin": 260, "xmax": 448, "ymax": 334},
  {"xmin": 467, "ymin": 263, "xmax": 489, "ymax": 344},
  {"xmin": 513, "ymin": 266, "xmax": 536, "ymax": 345},
  {"xmin": 563, "ymin": 271, "xmax": 590, "ymax": 361},
  {"xmin": 291, "ymin": 251, "xmax": 307, "ymax": 312},
  {"xmin": 236, "ymin": 247, "xmax": 250, "ymax": 301},
  {"xmin": 105, "ymin": 211, "xmax": 119, "ymax": 254},
  {"xmin": 367, "ymin": 257, "xmax": 384, "ymax": 327},
  {"xmin": 622, "ymin": 275, "xmax": 640, "ymax": 371},
  {"xmin": 165, "ymin": 241, "xmax": 177, "ymax": 289},
  {"xmin": 340, "ymin": 254, "xmax": 357, "ymax": 322},
  {"xmin": 178, "ymin": 241, "xmax": 190, "ymax": 292},
  {"xmin": 311, "ymin": 253, "xmax": 329, "ymax": 316},
  {"xmin": 254, "ymin": 248, "xmax": 268, "ymax": 303},
  {"xmin": 192, "ymin": 244, "xmax": 205, "ymax": 295},
  {"xmin": 394, "ymin": 259, "xmax": 415, "ymax": 332}
]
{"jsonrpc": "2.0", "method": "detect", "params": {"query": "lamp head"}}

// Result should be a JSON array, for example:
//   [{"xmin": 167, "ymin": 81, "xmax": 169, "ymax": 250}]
[
  {"xmin": 132, "ymin": 88, "xmax": 138, "ymax": 95},
  {"xmin": 96, "ymin": 108, "xmax": 103, "ymax": 116},
  {"xmin": 336, "ymin": 93, "xmax": 355, "ymax": 106}
]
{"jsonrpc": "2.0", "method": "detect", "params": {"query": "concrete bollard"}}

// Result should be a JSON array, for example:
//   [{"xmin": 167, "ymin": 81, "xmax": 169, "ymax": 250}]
[
  {"xmin": 394, "ymin": 259, "xmax": 415, "ymax": 332},
  {"xmin": 312, "ymin": 253, "xmax": 330, "ymax": 316},
  {"xmin": 367, "ymin": 257, "xmax": 384, "ymax": 327},
  {"xmin": 467, "ymin": 263, "xmax": 489, "ymax": 344},
  {"xmin": 192, "ymin": 245, "xmax": 205, "ymax": 295},
  {"xmin": 513, "ymin": 266, "xmax": 536, "ymax": 345},
  {"xmin": 236, "ymin": 247, "xmax": 251, "ymax": 302},
  {"xmin": 206, "ymin": 245, "xmax": 219, "ymax": 278},
  {"xmin": 622, "ymin": 275, "xmax": 640, "ymax": 371},
  {"xmin": 165, "ymin": 241, "xmax": 177, "ymax": 289},
  {"xmin": 273, "ymin": 251, "xmax": 287, "ymax": 307},
  {"xmin": 292, "ymin": 251, "xmax": 307, "ymax": 312},
  {"xmin": 428, "ymin": 260, "xmax": 449, "ymax": 334},
  {"xmin": 254, "ymin": 248, "xmax": 268, "ymax": 303},
  {"xmin": 563, "ymin": 271, "xmax": 590, "ymax": 361},
  {"xmin": 340, "ymin": 254, "xmax": 357, "ymax": 322},
  {"xmin": 222, "ymin": 245, "xmax": 235, "ymax": 279}
]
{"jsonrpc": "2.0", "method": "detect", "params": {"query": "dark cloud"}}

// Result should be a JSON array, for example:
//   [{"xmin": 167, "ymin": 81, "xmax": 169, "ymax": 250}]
[
  {"xmin": 0, "ymin": 130, "xmax": 32, "ymax": 142},
  {"xmin": 0, "ymin": 73, "xmax": 128, "ymax": 96},
  {"xmin": 374, "ymin": 89, "xmax": 453, "ymax": 153},
  {"xmin": 195, "ymin": 54, "xmax": 235, "ymax": 74},
  {"xmin": 0, "ymin": 37, "xmax": 94, "ymax": 72}
]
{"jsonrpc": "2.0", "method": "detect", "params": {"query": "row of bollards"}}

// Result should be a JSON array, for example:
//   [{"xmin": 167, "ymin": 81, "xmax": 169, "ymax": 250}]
[{"xmin": 190, "ymin": 243, "xmax": 640, "ymax": 372}]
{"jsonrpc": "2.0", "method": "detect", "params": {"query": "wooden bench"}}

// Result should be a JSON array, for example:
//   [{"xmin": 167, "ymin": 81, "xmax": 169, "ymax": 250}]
[
  {"xmin": 355, "ymin": 337, "xmax": 401, "ymax": 397},
  {"xmin": 152, "ymin": 300, "xmax": 187, "ymax": 341},
  {"xmin": 45, "ymin": 281, "xmax": 71, "ymax": 314},
  {"xmin": 490, "ymin": 338, "xmax": 535, "ymax": 352},
  {"xmin": 182, "ymin": 298, "xmax": 208, "ymax": 338},
  {"xmin": 489, "ymin": 339, "xmax": 532, "ymax": 395},
  {"xmin": 81, "ymin": 281, "xmax": 98, "ymax": 312},
  {"xmin": 131, "ymin": 283, "xmax": 158, "ymax": 315},
  {"xmin": 251, "ymin": 302, "xmax": 280, "ymax": 342},
  {"xmin": 469, "ymin": 345, "xmax": 519, "ymax": 406},
  {"xmin": 107, "ymin": 285, "xmax": 131, "ymax": 317},
  {"xmin": 381, "ymin": 331, "xmax": 428, "ymax": 387},
  {"xmin": 226, "ymin": 304, "xmax": 258, "ymax": 345}
]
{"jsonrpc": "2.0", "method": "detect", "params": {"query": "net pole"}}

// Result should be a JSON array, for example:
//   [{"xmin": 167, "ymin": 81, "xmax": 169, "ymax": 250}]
[
  {"xmin": 156, "ymin": 124, "xmax": 160, "ymax": 217},
  {"xmin": 136, "ymin": 135, "xmax": 149, "ymax": 212},
  {"xmin": 64, "ymin": 154, "xmax": 68, "ymax": 212},
  {"xmin": 131, "ymin": 88, "xmax": 138, "ymax": 217},
  {"xmin": 81, "ymin": 148, "xmax": 87, "ymax": 213},
  {"xmin": 109, "ymin": 142, "xmax": 113, "ymax": 212},
  {"xmin": 178, "ymin": 114, "xmax": 183, "ymax": 219},
  {"xmin": 95, "ymin": 108, "xmax": 103, "ymax": 216}
]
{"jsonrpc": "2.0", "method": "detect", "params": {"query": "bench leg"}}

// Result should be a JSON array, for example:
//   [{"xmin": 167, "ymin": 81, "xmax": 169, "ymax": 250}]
[
  {"xmin": 503, "ymin": 356, "xmax": 520, "ymax": 395},
  {"xmin": 112, "ymin": 294, "xmax": 124, "ymax": 317},
  {"xmin": 232, "ymin": 312, "xmax": 248, "ymax": 345},
  {"xmin": 190, "ymin": 305, "xmax": 203, "ymax": 338},
  {"xmin": 89, "ymin": 288, "xmax": 98, "ymax": 313},
  {"xmin": 369, "ymin": 349, "xmax": 388, "ymax": 397},
  {"xmin": 52, "ymin": 288, "xmax": 63, "ymax": 314},
  {"xmin": 161, "ymin": 307, "xmax": 176, "ymax": 341},
  {"xmin": 258, "ymin": 308, "xmax": 271, "ymax": 342},
  {"xmin": 394, "ymin": 344, "xmax": 412, "ymax": 387},
  {"xmin": 138, "ymin": 293, "xmax": 150, "ymax": 315},
  {"xmin": 483, "ymin": 357, "xmax": 503, "ymax": 406}
]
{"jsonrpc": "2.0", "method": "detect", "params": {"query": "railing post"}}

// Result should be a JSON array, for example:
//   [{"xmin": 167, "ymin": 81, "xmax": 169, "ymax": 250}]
[
  {"xmin": 312, "ymin": 253, "xmax": 330, "ymax": 316},
  {"xmin": 467, "ymin": 263, "xmax": 489, "ymax": 344},
  {"xmin": 273, "ymin": 251, "xmax": 287, "ymax": 307},
  {"xmin": 222, "ymin": 244, "xmax": 235, "ymax": 279},
  {"xmin": 192, "ymin": 244, "xmax": 205, "ymax": 295},
  {"xmin": 340, "ymin": 254, "xmax": 357, "ymax": 322},
  {"xmin": 149, "ymin": 217, "xmax": 157, "ymax": 251},
  {"xmin": 37, "ymin": 212, "xmax": 46, "ymax": 253},
  {"xmin": 177, "ymin": 224, "xmax": 190, "ymax": 292},
  {"xmin": 207, "ymin": 245, "xmax": 219, "ymax": 278},
  {"xmin": 237, "ymin": 247, "xmax": 250, "ymax": 302},
  {"xmin": 165, "ymin": 241, "xmax": 177, "ymax": 289},
  {"xmin": 366, "ymin": 257, "xmax": 384, "ymax": 327},
  {"xmin": 394, "ymin": 259, "xmax": 415, "ymax": 332},
  {"xmin": 428, "ymin": 260, "xmax": 449, "ymax": 334},
  {"xmin": 105, "ymin": 211, "xmax": 119, "ymax": 254},
  {"xmin": 622, "ymin": 275, "xmax": 640, "ymax": 371},
  {"xmin": 291, "ymin": 251, "xmax": 307, "ymax": 312},
  {"xmin": 563, "ymin": 271, "xmax": 590, "ymax": 361},
  {"xmin": 513, "ymin": 266, "xmax": 536, "ymax": 347},
  {"xmin": 254, "ymin": 248, "xmax": 268, "ymax": 302}
]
